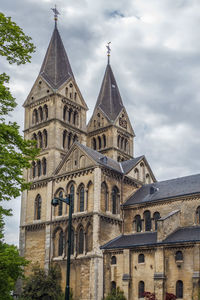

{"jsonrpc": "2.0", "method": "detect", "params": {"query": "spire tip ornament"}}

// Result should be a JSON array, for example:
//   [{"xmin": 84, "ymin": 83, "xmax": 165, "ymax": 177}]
[
  {"xmin": 51, "ymin": 5, "xmax": 60, "ymax": 27},
  {"xmin": 106, "ymin": 42, "xmax": 111, "ymax": 64}
]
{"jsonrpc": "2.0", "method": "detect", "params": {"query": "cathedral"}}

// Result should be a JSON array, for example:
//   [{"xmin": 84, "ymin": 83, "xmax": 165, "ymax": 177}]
[{"xmin": 20, "ymin": 16, "xmax": 200, "ymax": 300}]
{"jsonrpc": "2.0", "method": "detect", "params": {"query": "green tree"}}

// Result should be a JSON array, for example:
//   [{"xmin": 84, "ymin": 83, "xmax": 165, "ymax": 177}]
[
  {"xmin": 0, "ymin": 12, "xmax": 38, "ymax": 299},
  {"xmin": 20, "ymin": 264, "xmax": 65, "ymax": 300},
  {"xmin": 104, "ymin": 287, "xmax": 127, "ymax": 300}
]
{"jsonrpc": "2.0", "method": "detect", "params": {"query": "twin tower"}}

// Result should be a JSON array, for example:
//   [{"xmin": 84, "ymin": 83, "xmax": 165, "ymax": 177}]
[
  {"xmin": 23, "ymin": 22, "xmax": 134, "ymax": 177},
  {"xmin": 20, "ymin": 20, "xmax": 149, "ymax": 300}
]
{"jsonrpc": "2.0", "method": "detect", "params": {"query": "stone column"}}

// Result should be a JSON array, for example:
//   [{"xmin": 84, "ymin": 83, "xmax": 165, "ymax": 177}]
[
  {"xmin": 122, "ymin": 249, "xmax": 131, "ymax": 300},
  {"xmin": 192, "ymin": 245, "xmax": 200, "ymax": 300},
  {"xmin": 154, "ymin": 247, "xmax": 165, "ymax": 300}
]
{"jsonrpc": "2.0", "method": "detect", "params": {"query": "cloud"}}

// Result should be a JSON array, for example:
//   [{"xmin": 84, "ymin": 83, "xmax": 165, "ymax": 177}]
[{"xmin": 1, "ymin": 0, "xmax": 200, "ymax": 245}]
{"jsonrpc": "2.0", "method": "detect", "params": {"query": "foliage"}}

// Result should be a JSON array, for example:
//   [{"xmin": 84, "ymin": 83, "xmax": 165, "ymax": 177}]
[
  {"xmin": 20, "ymin": 264, "xmax": 64, "ymax": 300},
  {"xmin": 0, "ymin": 238, "xmax": 28, "ymax": 300},
  {"xmin": 0, "ymin": 12, "xmax": 38, "ymax": 209},
  {"xmin": 0, "ymin": 12, "xmax": 35, "ymax": 65},
  {"xmin": 144, "ymin": 291, "xmax": 157, "ymax": 300},
  {"xmin": 0, "ymin": 11, "xmax": 37, "ymax": 300},
  {"xmin": 165, "ymin": 292, "xmax": 177, "ymax": 300},
  {"xmin": 104, "ymin": 287, "xmax": 127, "ymax": 300}
]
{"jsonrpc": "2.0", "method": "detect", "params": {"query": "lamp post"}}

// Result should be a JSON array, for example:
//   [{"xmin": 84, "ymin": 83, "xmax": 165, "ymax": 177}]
[{"xmin": 51, "ymin": 193, "xmax": 72, "ymax": 300}]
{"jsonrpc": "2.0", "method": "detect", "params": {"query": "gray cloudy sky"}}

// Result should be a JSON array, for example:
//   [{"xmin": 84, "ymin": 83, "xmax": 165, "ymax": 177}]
[{"xmin": 2, "ymin": 0, "xmax": 200, "ymax": 245}]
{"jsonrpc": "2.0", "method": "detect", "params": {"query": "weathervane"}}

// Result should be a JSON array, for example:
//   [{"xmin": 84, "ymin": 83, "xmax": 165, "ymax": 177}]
[
  {"xmin": 106, "ymin": 42, "xmax": 111, "ymax": 64},
  {"xmin": 51, "ymin": 5, "xmax": 60, "ymax": 27}
]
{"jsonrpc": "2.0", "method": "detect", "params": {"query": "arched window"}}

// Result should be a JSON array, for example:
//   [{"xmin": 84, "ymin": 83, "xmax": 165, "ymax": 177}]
[
  {"xmin": 37, "ymin": 160, "xmax": 41, "ymax": 177},
  {"xmin": 124, "ymin": 139, "xmax": 128, "ymax": 151},
  {"xmin": 102, "ymin": 134, "xmax": 106, "ymax": 148},
  {"xmin": 92, "ymin": 138, "xmax": 96, "ymax": 150},
  {"xmin": 175, "ymin": 251, "xmax": 183, "ymax": 262},
  {"xmin": 58, "ymin": 231, "xmax": 64, "ymax": 256},
  {"xmin": 134, "ymin": 168, "xmax": 139, "ymax": 180},
  {"xmin": 176, "ymin": 280, "xmax": 183, "ymax": 298},
  {"xmin": 58, "ymin": 191, "xmax": 63, "ymax": 216},
  {"xmin": 121, "ymin": 137, "xmax": 124, "ymax": 149},
  {"xmin": 196, "ymin": 206, "xmax": 200, "ymax": 224},
  {"xmin": 78, "ymin": 227, "xmax": 84, "ymax": 254},
  {"xmin": 65, "ymin": 87, "xmax": 68, "ymax": 97},
  {"xmin": 35, "ymin": 194, "xmax": 42, "ymax": 220},
  {"xmin": 117, "ymin": 135, "xmax": 120, "ymax": 148},
  {"xmin": 98, "ymin": 136, "xmax": 101, "ymax": 149},
  {"xmin": 111, "ymin": 256, "xmax": 116, "ymax": 265},
  {"xmin": 32, "ymin": 161, "xmax": 36, "ymax": 178},
  {"xmin": 101, "ymin": 182, "xmax": 108, "ymax": 212},
  {"xmin": 68, "ymin": 132, "xmax": 72, "ymax": 149},
  {"xmin": 138, "ymin": 254, "xmax": 145, "ymax": 263},
  {"xmin": 79, "ymin": 186, "xmax": 84, "ymax": 212},
  {"xmin": 86, "ymin": 224, "xmax": 93, "ymax": 253},
  {"xmin": 63, "ymin": 130, "xmax": 67, "ymax": 149},
  {"xmin": 63, "ymin": 105, "xmax": 67, "ymax": 121},
  {"xmin": 38, "ymin": 106, "xmax": 43, "ymax": 122},
  {"xmin": 112, "ymin": 187, "xmax": 119, "ymax": 215},
  {"xmin": 38, "ymin": 131, "xmax": 43, "ymax": 148},
  {"xmin": 146, "ymin": 173, "xmax": 150, "ymax": 184},
  {"xmin": 68, "ymin": 108, "xmax": 73, "ymax": 123},
  {"xmin": 135, "ymin": 215, "xmax": 142, "ymax": 232},
  {"xmin": 43, "ymin": 130, "xmax": 48, "ymax": 148},
  {"xmin": 138, "ymin": 281, "xmax": 145, "ymax": 298},
  {"xmin": 153, "ymin": 212, "xmax": 160, "ymax": 230},
  {"xmin": 111, "ymin": 281, "xmax": 116, "ymax": 293},
  {"xmin": 71, "ymin": 228, "xmax": 74, "ymax": 255},
  {"xmin": 73, "ymin": 134, "xmax": 78, "ymax": 143},
  {"xmin": 73, "ymin": 111, "xmax": 78, "ymax": 125},
  {"xmin": 144, "ymin": 210, "xmax": 151, "ymax": 231},
  {"xmin": 42, "ymin": 157, "xmax": 46, "ymax": 175},
  {"xmin": 43, "ymin": 105, "xmax": 48, "ymax": 120},
  {"xmin": 32, "ymin": 109, "xmax": 37, "ymax": 124},
  {"xmin": 70, "ymin": 184, "xmax": 74, "ymax": 213}
]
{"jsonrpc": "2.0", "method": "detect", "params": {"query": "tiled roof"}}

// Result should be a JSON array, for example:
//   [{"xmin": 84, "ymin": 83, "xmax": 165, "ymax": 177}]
[
  {"xmin": 94, "ymin": 64, "xmax": 124, "ymax": 121},
  {"xmin": 124, "ymin": 173, "xmax": 200, "ymax": 206},
  {"xmin": 40, "ymin": 26, "xmax": 74, "ymax": 89}
]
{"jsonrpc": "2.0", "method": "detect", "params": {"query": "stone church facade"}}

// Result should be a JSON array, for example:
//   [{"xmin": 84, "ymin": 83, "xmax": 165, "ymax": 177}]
[{"xmin": 20, "ymin": 20, "xmax": 200, "ymax": 300}]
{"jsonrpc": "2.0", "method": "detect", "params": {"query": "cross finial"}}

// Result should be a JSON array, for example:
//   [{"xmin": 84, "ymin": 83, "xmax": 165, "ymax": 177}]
[
  {"xmin": 106, "ymin": 42, "xmax": 111, "ymax": 64},
  {"xmin": 51, "ymin": 5, "xmax": 60, "ymax": 27}
]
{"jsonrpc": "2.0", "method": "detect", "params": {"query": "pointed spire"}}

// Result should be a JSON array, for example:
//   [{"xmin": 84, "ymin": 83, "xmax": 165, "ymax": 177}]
[
  {"xmin": 95, "ymin": 63, "xmax": 124, "ymax": 121},
  {"xmin": 39, "ymin": 19, "xmax": 74, "ymax": 90}
]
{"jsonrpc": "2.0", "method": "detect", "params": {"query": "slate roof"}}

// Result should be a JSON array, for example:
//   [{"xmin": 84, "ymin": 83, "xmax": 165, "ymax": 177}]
[
  {"xmin": 124, "ymin": 173, "xmax": 200, "ymax": 206},
  {"xmin": 77, "ymin": 142, "xmax": 122, "ymax": 173},
  {"xmin": 101, "ymin": 232, "xmax": 157, "ymax": 249},
  {"xmin": 121, "ymin": 156, "xmax": 144, "ymax": 174},
  {"xmin": 163, "ymin": 226, "xmax": 200, "ymax": 244},
  {"xmin": 40, "ymin": 26, "xmax": 74, "ymax": 89},
  {"xmin": 94, "ymin": 64, "xmax": 124, "ymax": 121},
  {"xmin": 101, "ymin": 226, "xmax": 200, "ymax": 250}
]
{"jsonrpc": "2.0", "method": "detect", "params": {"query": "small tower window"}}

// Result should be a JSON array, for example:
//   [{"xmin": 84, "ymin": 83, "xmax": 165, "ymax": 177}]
[
  {"xmin": 153, "ymin": 212, "xmax": 160, "ymax": 230},
  {"xmin": 135, "ymin": 215, "xmax": 142, "ymax": 232},
  {"xmin": 144, "ymin": 210, "xmax": 151, "ymax": 231},
  {"xmin": 111, "ymin": 256, "xmax": 117, "ymax": 265},
  {"xmin": 78, "ymin": 227, "xmax": 84, "ymax": 254},
  {"xmin": 37, "ymin": 160, "xmax": 41, "ymax": 177},
  {"xmin": 58, "ymin": 231, "xmax": 63, "ymax": 256},
  {"xmin": 79, "ymin": 186, "xmax": 84, "ymax": 212},
  {"xmin": 176, "ymin": 281, "xmax": 183, "ymax": 298},
  {"xmin": 42, "ymin": 157, "xmax": 46, "ymax": 175},
  {"xmin": 58, "ymin": 191, "xmax": 63, "ymax": 216},
  {"xmin": 35, "ymin": 194, "xmax": 42, "ymax": 220},
  {"xmin": 175, "ymin": 251, "xmax": 183, "ymax": 262},
  {"xmin": 138, "ymin": 253, "xmax": 145, "ymax": 263},
  {"xmin": 138, "ymin": 281, "xmax": 145, "ymax": 298}
]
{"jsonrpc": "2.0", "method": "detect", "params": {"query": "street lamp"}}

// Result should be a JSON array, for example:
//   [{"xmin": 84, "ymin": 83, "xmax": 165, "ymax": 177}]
[{"xmin": 51, "ymin": 193, "xmax": 72, "ymax": 300}]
